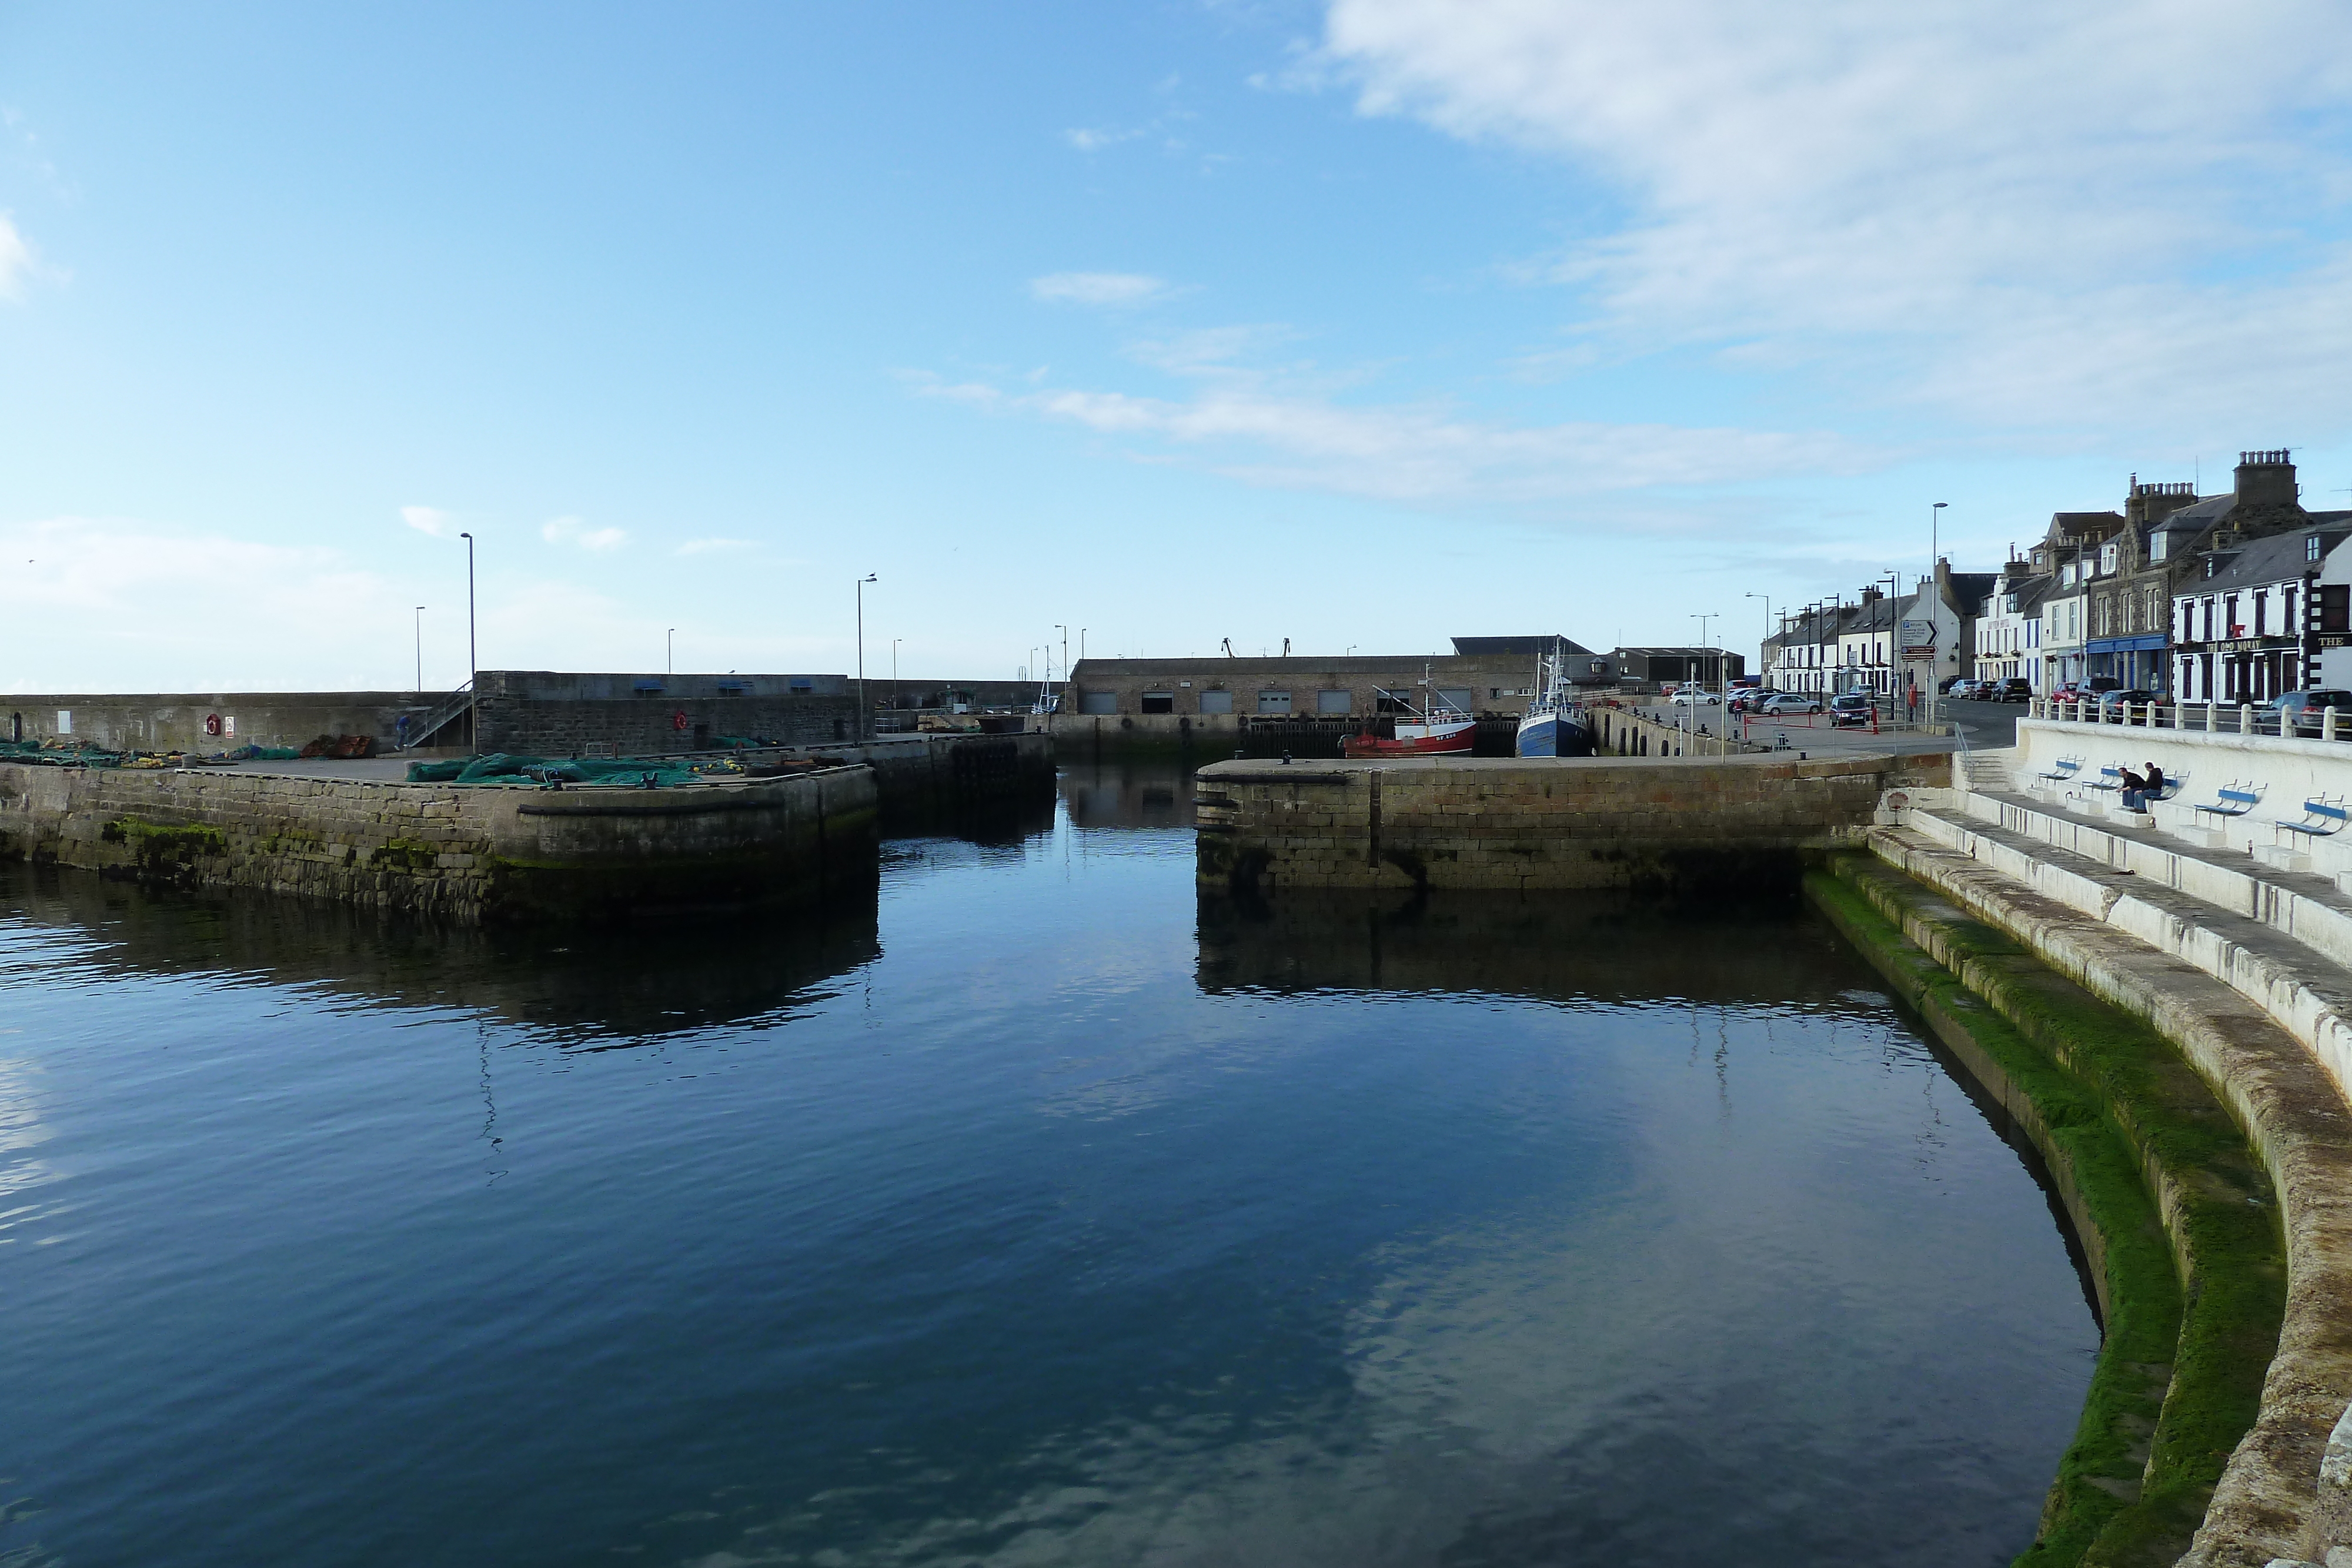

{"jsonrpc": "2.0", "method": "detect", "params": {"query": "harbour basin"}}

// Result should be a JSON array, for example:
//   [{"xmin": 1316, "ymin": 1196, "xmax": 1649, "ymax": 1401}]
[{"xmin": 0, "ymin": 762, "xmax": 2097, "ymax": 1566}]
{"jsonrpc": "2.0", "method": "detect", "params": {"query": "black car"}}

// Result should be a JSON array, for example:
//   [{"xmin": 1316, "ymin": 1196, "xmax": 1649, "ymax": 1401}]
[
  {"xmin": 1996, "ymin": 678, "xmax": 2033, "ymax": 703},
  {"xmin": 1829, "ymin": 693, "xmax": 1875, "ymax": 728}
]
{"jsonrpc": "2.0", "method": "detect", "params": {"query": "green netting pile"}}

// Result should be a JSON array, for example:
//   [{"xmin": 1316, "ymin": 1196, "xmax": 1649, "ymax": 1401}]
[
  {"xmin": 405, "ymin": 753, "xmax": 747, "ymax": 787},
  {"xmin": 222, "ymin": 744, "xmax": 303, "ymax": 761},
  {"xmin": 0, "ymin": 738, "xmax": 125, "ymax": 768}
]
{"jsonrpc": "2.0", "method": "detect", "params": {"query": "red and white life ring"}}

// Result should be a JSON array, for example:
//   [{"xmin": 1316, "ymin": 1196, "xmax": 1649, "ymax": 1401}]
[
  {"xmin": 203, "ymin": 713, "xmax": 223, "ymax": 737},
  {"xmin": 672, "ymin": 710, "xmax": 690, "ymax": 732}
]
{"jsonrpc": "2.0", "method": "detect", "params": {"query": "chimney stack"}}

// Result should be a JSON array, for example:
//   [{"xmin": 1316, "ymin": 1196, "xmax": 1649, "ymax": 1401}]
[{"xmin": 2233, "ymin": 449, "xmax": 2297, "ymax": 510}]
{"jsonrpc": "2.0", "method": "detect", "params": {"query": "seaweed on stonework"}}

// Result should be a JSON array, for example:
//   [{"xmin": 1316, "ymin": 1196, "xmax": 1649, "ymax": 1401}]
[{"xmin": 1803, "ymin": 861, "xmax": 2283, "ymax": 1568}]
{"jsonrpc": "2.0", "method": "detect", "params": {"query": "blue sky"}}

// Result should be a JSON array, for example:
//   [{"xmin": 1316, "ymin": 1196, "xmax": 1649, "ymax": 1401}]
[{"xmin": 6, "ymin": 1, "xmax": 2352, "ymax": 691}]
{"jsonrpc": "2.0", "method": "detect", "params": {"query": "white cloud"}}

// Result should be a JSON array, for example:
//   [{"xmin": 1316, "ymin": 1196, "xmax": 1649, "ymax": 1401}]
[
  {"xmin": 1030, "ymin": 272, "xmax": 1173, "ymax": 307},
  {"xmin": 0, "ymin": 212, "xmax": 53, "ymax": 302},
  {"xmin": 1317, "ymin": 0, "xmax": 2352, "ymax": 437},
  {"xmin": 920, "ymin": 373, "xmax": 1864, "ymax": 503},
  {"xmin": 1064, "ymin": 127, "xmax": 1138, "ymax": 153},
  {"xmin": 399, "ymin": 504, "xmax": 459, "ymax": 539},
  {"xmin": 540, "ymin": 515, "xmax": 626, "ymax": 552}
]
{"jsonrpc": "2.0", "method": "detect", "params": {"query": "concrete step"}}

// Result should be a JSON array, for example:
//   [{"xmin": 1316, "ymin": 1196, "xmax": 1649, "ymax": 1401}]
[
  {"xmin": 1905, "ymin": 798, "xmax": 2352, "ymax": 1105},
  {"xmin": 1957, "ymin": 747, "xmax": 2013, "ymax": 793}
]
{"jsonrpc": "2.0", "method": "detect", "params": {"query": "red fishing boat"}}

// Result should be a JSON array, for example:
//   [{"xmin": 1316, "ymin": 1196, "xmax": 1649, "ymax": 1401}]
[{"xmin": 1342, "ymin": 680, "xmax": 1477, "ymax": 758}]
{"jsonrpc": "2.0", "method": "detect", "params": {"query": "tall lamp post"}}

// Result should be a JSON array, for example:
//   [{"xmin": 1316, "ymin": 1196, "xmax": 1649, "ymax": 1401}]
[
  {"xmin": 1691, "ymin": 611, "xmax": 1718, "ymax": 753},
  {"xmin": 1928, "ymin": 502, "xmax": 1948, "ymax": 727},
  {"xmin": 891, "ymin": 638, "xmax": 901, "ymax": 718},
  {"xmin": 667, "ymin": 627, "xmax": 676, "ymax": 677},
  {"xmin": 855, "ymin": 574, "xmax": 877, "ymax": 742},
  {"xmin": 458, "ymin": 531, "xmax": 477, "ymax": 753},
  {"xmin": 1744, "ymin": 591, "xmax": 1771, "ymax": 686},
  {"xmin": 413, "ymin": 606, "xmax": 426, "ymax": 696},
  {"xmin": 1055, "ymin": 625, "xmax": 1068, "ymax": 712}
]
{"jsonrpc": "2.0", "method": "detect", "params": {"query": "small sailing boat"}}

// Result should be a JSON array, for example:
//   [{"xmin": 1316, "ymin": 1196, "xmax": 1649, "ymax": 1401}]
[
  {"xmin": 1515, "ymin": 640, "xmax": 1595, "ymax": 758},
  {"xmin": 1342, "ymin": 673, "xmax": 1476, "ymax": 758}
]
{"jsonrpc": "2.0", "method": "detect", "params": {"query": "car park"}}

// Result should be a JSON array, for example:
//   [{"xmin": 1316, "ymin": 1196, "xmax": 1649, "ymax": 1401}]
[{"xmin": 1759, "ymin": 692, "xmax": 1824, "ymax": 716}]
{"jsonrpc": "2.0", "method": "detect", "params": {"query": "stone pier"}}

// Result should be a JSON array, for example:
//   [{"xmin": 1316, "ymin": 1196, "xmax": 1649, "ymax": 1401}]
[{"xmin": 1194, "ymin": 751, "xmax": 1950, "ymax": 894}]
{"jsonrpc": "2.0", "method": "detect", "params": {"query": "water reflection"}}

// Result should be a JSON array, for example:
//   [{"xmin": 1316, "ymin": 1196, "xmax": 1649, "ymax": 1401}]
[
  {"xmin": 0, "ymin": 863, "xmax": 880, "ymax": 1047},
  {"xmin": 1197, "ymin": 884, "xmax": 1848, "ymax": 1007}
]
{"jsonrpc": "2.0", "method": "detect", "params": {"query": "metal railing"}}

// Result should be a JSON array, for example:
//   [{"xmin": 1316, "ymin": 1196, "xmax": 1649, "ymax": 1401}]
[
  {"xmin": 396, "ymin": 680, "xmax": 474, "ymax": 751},
  {"xmin": 2024, "ymin": 696, "xmax": 2352, "ymax": 742}
]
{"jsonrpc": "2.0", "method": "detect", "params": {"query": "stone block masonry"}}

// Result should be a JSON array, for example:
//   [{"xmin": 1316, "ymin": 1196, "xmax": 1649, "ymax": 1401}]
[
  {"xmin": 0, "ymin": 760, "xmax": 878, "ymax": 924},
  {"xmin": 1194, "ymin": 751, "xmax": 1951, "ymax": 894}
]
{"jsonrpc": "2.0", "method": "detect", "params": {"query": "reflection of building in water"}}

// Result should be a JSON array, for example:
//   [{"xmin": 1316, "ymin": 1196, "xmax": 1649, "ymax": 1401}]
[
  {"xmin": 1, "ymin": 864, "xmax": 880, "ymax": 1047},
  {"xmin": 1058, "ymin": 765, "xmax": 1199, "ymax": 832},
  {"xmin": 1195, "ymin": 887, "xmax": 1871, "ymax": 1008}
]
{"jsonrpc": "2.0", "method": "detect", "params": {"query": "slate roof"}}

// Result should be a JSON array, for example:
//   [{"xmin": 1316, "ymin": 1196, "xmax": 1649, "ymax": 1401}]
[
  {"xmin": 2191, "ymin": 526, "xmax": 2352, "ymax": 594},
  {"xmin": 1449, "ymin": 635, "xmax": 1594, "ymax": 657}
]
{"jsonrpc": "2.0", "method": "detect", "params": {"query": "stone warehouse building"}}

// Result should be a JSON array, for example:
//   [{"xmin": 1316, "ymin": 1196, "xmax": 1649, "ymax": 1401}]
[{"xmin": 1059, "ymin": 637, "xmax": 1722, "ymax": 721}]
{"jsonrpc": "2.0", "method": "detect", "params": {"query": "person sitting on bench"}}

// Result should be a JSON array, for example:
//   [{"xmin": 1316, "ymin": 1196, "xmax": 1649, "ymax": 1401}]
[{"xmin": 2119, "ymin": 766, "xmax": 2149, "ymax": 809}]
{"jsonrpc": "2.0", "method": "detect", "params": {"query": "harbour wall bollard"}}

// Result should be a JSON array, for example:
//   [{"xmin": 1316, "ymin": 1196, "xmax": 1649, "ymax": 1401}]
[
  {"xmin": 0, "ymin": 760, "xmax": 880, "ymax": 924},
  {"xmin": 1194, "ymin": 752, "xmax": 1950, "ymax": 895}
]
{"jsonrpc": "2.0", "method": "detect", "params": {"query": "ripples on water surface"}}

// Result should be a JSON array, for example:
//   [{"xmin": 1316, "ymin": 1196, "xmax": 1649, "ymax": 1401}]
[{"xmin": 0, "ymin": 764, "xmax": 2096, "ymax": 1566}]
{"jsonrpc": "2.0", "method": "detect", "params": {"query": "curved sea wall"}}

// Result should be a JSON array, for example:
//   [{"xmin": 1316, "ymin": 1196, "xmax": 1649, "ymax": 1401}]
[
  {"xmin": 1865, "ymin": 814, "xmax": 2352, "ymax": 1567},
  {"xmin": 1811, "ymin": 854, "xmax": 2284, "ymax": 1566},
  {"xmin": 0, "ymin": 760, "xmax": 878, "ymax": 923}
]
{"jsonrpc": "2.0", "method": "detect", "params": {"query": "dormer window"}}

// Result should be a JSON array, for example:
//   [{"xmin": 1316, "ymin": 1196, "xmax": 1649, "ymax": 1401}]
[
  {"xmin": 2310, "ymin": 534, "xmax": 2326, "ymax": 563},
  {"xmin": 2150, "ymin": 533, "xmax": 2168, "ymax": 563}
]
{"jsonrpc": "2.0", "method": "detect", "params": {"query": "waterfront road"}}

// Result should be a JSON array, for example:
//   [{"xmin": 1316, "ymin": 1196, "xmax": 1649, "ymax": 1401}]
[{"xmin": 1632, "ymin": 697, "xmax": 2025, "ymax": 757}]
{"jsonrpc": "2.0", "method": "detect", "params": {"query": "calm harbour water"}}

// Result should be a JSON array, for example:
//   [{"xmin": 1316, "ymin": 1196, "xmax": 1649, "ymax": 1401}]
[{"xmin": 1, "ymin": 764, "xmax": 2096, "ymax": 1567}]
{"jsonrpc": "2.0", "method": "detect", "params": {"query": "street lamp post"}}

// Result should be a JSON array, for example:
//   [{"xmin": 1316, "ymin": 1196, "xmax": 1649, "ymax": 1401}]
[
  {"xmin": 667, "ymin": 627, "xmax": 675, "ymax": 677},
  {"xmin": 1928, "ymin": 502, "xmax": 1948, "ymax": 728},
  {"xmin": 1055, "ymin": 625, "xmax": 1068, "ymax": 711},
  {"xmin": 856, "ymin": 574, "xmax": 877, "ymax": 742},
  {"xmin": 891, "ymin": 638, "xmax": 901, "ymax": 718},
  {"xmin": 1744, "ymin": 591, "xmax": 1771, "ymax": 688},
  {"xmin": 414, "ymin": 606, "xmax": 426, "ymax": 696},
  {"xmin": 458, "ymin": 532, "xmax": 476, "ymax": 753},
  {"xmin": 1691, "ymin": 611, "xmax": 1718, "ymax": 753}
]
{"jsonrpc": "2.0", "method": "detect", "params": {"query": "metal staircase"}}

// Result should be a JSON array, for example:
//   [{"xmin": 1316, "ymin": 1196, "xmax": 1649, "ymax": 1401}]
[{"xmin": 397, "ymin": 680, "xmax": 473, "ymax": 751}]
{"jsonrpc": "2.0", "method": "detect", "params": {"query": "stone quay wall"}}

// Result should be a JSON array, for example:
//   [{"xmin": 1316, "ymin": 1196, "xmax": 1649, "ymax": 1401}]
[
  {"xmin": 475, "ymin": 678, "xmax": 859, "ymax": 756},
  {"xmin": 1194, "ymin": 751, "xmax": 1951, "ymax": 894},
  {"xmin": 3, "ymin": 691, "xmax": 447, "ymax": 754},
  {"xmin": 788, "ymin": 731, "xmax": 1055, "ymax": 820},
  {"xmin": 0, "ymin": 761, "xmax": 878, "ymax": 924}
]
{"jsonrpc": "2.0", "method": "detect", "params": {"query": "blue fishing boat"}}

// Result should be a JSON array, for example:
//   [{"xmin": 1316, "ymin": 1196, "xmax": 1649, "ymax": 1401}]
[{"xmin": 1515, "ymin": 640, "xmax": 1595, "ymax": 757}]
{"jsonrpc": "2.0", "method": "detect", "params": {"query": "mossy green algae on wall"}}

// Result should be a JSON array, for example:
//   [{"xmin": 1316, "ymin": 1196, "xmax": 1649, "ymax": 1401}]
[{"xmin": 1805, "ymin": 856, "xmax": 2284, "ymax": 1567}]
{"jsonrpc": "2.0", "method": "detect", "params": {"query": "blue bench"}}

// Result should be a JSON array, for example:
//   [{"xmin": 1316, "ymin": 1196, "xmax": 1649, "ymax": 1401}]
[
  {"xmin": 2036, "ymin": 757, "xmax": 2083, "ymax": 785},
  {"xmin": 2196, "ymin": 783, "xmax": 2262, "ymax": 825},
  {"xmin": 2276, "ymin": 798, "xmax": 2350, "ymax": 845},
  {"xmin": 2077, "ymin": 765, "xmax": 2125, "ymax": 797}
]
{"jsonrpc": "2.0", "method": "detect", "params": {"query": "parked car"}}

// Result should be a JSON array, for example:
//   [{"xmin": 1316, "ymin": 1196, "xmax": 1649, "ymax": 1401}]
[
  {"xmin": 1759, "ymin": 692, "xmax": 1825, "ymax": 716},
  {"xmin": 2094, "ymin": 687, "xmax": 2157, "ymax": 720},
  {"xmin": 1727, "ymin": 689, "xmax": 1768, "ymax": 714},
  {"xmin": 2261, "ymin": 689, "xmax": 2352, "ymax": 735},
  {"xmin": 1669, "ymin": 687, "xmax": 1722, "ymax": 706},
  {"xmin": 1996, "ymin": 678, "xmax": 2034, "ymax": 703},
  {"xmin": 1945, "ymin": 679, "xmax": 1984, "ymax": 701},
  {"xmin": 1829, "ymin": 693, "xmax": 1875, "ymax": 728}
]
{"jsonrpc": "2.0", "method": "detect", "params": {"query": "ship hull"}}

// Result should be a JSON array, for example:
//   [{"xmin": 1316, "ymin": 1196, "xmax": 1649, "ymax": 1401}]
[
  {"xmin": 1515, "ymin": 709, "xmax": 1594, "ymax": 758},
  {"xmin": 1341, "ymin": 719, "xmax": 1475, "ymax": 758}
]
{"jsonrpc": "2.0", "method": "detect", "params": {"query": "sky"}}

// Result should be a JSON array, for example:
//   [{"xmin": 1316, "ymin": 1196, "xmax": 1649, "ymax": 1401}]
[{"xmin": 5, "ymin": 0, "xmax": 2352, "ymax": 692}]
